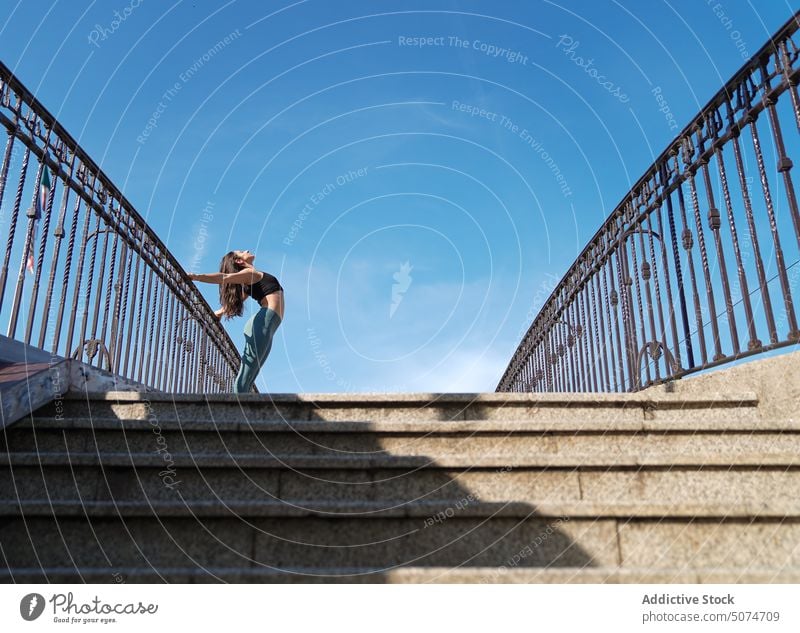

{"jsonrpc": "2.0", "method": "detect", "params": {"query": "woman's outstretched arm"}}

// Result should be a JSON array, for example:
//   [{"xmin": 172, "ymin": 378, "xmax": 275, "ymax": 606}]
[
  {"xmin": 189, "ymin": 270, "xmax": 262, "ymax": 285},
  {"xmin": 188, "ymin": 272, "xmax": 223, "ymax": 283}
]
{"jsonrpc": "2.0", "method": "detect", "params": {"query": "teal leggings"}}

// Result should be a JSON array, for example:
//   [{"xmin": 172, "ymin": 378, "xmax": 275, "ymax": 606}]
[{"xmin": 234, "ymin": 307, "xmax": 282, "ymax": 393}]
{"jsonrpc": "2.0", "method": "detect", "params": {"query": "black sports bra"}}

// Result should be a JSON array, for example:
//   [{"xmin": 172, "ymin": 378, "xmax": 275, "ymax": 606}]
[{"xmin": 243, "ymin": 270, "xmax": 283, "ymax": 302}]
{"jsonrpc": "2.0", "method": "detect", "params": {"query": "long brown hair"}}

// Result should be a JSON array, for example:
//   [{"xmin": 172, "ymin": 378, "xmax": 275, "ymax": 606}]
[{"xmin": 218, "ymin": 251, "xmax": 247, "ymax": 319}]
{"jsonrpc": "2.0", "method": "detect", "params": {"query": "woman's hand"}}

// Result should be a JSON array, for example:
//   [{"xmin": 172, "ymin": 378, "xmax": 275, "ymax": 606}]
[{"xmin": 188, "ymin": 273, "xmax": 198, "ymax": 281}]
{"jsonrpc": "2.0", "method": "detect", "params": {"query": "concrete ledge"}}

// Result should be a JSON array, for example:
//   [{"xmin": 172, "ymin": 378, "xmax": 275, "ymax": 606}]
[
  {"xmin": 0, "ymin": 335, "xmax": 54, "ymax": 365},
  {"xmin": 66, "ymin": 359, "xmax": 160, "ymax": 395},
  {"xmin": 0, "ymin": 333, "xmax": 159, "ymax": 429},
  {"xmin": 0, "ymin": 359, "xmax": 69, "ymax": 430},
  {"xmin": 0, "ymin": 358, "xmax": 158, "ymax": 429}
]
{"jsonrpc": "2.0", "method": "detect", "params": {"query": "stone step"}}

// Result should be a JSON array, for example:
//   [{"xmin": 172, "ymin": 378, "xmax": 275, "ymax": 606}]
[
  {"xmin": 18, "ymin": 413, "xmax": 794, "ymax": 431},
  {"xmin": 3, "ymin": 499, "xmax": 799, "ymax": 518},
  {"xmin": 6, "ymin": 416, "xmax": 797, "ymax": 460},
  {"xmin": 29, "ymin": 390, "xmax": 760, "ymax": 424},
  {"xmin": 1, "ymin": 515, "xmax": 797, "ymax": 570},
  {"xmin": 3, "ymin": 566, "xmax": 798, "ymax": 583},
  {"xmin": 4, "ymin": 445, "xmax": 797, "ymax": 467},
  {"xmin": 2, "ymin": 464, "xmax": 798, "ymax": 508}
]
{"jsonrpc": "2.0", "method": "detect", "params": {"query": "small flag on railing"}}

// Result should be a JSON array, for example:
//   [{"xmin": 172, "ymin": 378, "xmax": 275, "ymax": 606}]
[{"xmin": 27, "ymin": 166, "xmax": 50, "ymax": 274}]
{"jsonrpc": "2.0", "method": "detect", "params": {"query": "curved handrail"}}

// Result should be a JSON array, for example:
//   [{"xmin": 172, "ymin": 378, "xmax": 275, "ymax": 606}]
[
  {"xmin": 498, "ymin": 11, "xmax": 800, "ymax": 393},
  {"xmin": 0, "ymin": 61, "xmax": 245, "ymax": 392}
]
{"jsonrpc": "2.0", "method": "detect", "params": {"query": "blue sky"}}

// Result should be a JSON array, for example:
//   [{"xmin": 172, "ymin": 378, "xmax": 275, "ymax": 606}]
[{"xmin": 1, "ymin": 0, "xmax": 797, "ymax": 393}]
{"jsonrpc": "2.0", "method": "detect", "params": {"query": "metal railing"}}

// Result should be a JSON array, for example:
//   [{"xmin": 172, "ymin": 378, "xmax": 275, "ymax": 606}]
[
  {"xmin": 498, "ymin": 11, "xmax": 800, "ymax": 393},
  {"xmin": 0, "ymin": 61, "xmax": 243, "ymax": 392}
]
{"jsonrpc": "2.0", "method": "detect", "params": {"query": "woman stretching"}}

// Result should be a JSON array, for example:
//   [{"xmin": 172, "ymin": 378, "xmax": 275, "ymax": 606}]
[{"xmin": 189, "ymin": 249, "xmax": 284, "ymax": 393}]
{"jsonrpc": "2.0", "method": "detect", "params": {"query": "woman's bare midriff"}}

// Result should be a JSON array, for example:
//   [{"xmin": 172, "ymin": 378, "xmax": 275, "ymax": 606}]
[{"xmin": 259, "ymin": 290, "xmax": 284, "ymax": 321}]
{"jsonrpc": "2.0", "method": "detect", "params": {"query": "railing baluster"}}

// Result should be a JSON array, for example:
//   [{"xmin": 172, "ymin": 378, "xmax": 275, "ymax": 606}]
[
  {"xmin": 1, "ymin": 145, "xmax": 29, "ymax": 319},
  {"xmin": 748, "ymin": 97, "xmax": 799, "ymax": 341},
  {"xmin": 10, "ymin": 126, "xmax": 53, "ymax": 338},
  {"xmin": 143, "ymin": 274, "xmax": 160, "ymax": 386},
  {"xmin": 779, "ymin": 40, "xmax": 800, "ymax": 134},
  {"xmin": 135, "ymin": 260, "xmax": 153, "ymax": 384},
  {"xmin": 730, "ymin": 117, "xmax": 779, "ymax": 345},
  {"xmin": 114, "ymin": 242, "xmax": 134, "ymax": 374},
  {"xmin": 539, "ymin": 334, "xmax": 548, "ymax": 392},
  {"xmin": 684, "ymin": 142, "xmax": 725, "ymax": 361},
  {"xmin": 614, "ymin": 245, "xmax": 634, "ymax": 390},
  {"xmin": 82, "ymin": 215, "xmax": 104, "ymax": 366},
  {"xmin": 628, "ymin": 233, "xmax": 650, "ymax": 387},
  {"xmin": 643, "ymin": 212, "xmax": 670, "ymax": 378},
  {"xmin": 572, "ymin": 296, "xmax": 587, "ymax": 391},
  {"xmin": 199, "ymin": 334, "xmax": 209, "ymax": 393},
  {"xmin": 698, "ymin": 157, "xmax": 740, "ymax": 359},
  {"xmin": 543, "ymin": 314, "xmax": 554, "ymax": 391},
  {"xmin": 54, "ymin": 179, "xmax": 83, "ymax": 357},
  {"xmin": 663, "ymin": 165, "xmax": 695, "ymax": 370},
  {"xmin": 576, "ymin": 286, "xmax": 594, "ymax": 391},
  {"xmin": 25, "ymin": 157, "xmax": 58, "ymax": 346},
  {"xmin": 766, "ymin": 52, "xmax": 800, "ymax": 253},
  {"xmin": 109, "ymin": 240, "xmax": 128, "ymax": 374},
  {"xmin": 167, "ymin": 296, "xmax": 181, "ymax": 391},
  {"xmin": 0, "ymin": 129, "xmax": 15, "ymax": 211},
  {"xmin": 98, "ymin": 222, "xmax": 119, "ymax": 370},
  {"xmin": 185, "ymin": 316, "xmax": 195, "ymax": 393},
  {"xmin": 713, "ymin": 141, "xmax": 761, "ymax": 350},
  {"xmin": 635, "ymin": 222, "xmax": 660, "ymax": 383},
  {"xmin": 557, "ymin": 311, "xmax": 568, "ymax": 392},
  {"xmin": 546, "ymin": 324, "xmax": 557, "ymax": 392},
  {"xmin": 151, "ymin": 275, "xmax": 168, "ymax": 388},
  {"xmin": 39, "ymin": 149, "xmax": 76, "ymax": 351},
  {"xmin": 604, "ymin": 252, "xmax": 624, "ymax": 391},
  {"xmin": 589, "ymin": 269, "xmax": 608, "ymax": 390},
  {"xmin": 673, "ymin": 159, "xmax": 708, "ymax": 367}
]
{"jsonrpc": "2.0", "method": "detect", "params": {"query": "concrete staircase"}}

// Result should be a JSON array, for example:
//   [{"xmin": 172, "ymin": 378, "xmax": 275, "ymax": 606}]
[{"xmin": 1, "ymin": 350, "xmax": 799, "ymax": 583}]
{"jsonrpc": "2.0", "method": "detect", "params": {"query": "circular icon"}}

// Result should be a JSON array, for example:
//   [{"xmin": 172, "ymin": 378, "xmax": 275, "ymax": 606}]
[{"xmin": 20, "ymin": 593, "xmax": 45, "ymax": 621}]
